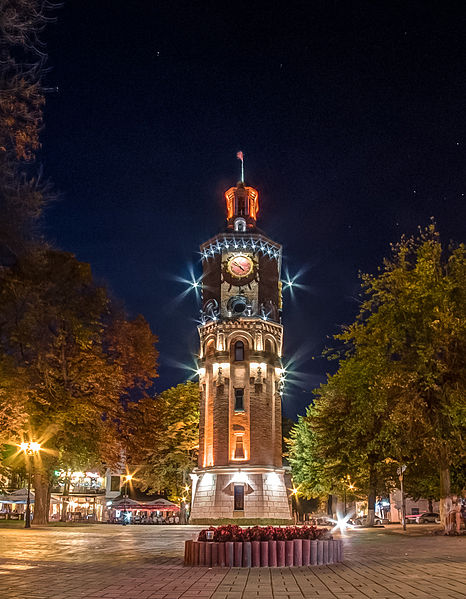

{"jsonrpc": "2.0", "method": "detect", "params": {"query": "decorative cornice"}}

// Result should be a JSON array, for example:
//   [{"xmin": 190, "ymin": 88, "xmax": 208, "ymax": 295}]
[
  {"xmin": 198, "ymin": 318, "xmax": 283, "ymax": 339},
  {"xmin": 193, "ymin": 465, "xmax": 287, "ymax": 475},
  {"xmin": 200, "ymin": 233, "xmax": 281, "ymax": 261}
]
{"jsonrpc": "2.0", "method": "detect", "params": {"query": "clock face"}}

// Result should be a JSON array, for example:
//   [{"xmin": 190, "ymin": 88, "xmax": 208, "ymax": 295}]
[{"xmin": 227, "ymin": 255, "xmax": 253, "ymax": 278}]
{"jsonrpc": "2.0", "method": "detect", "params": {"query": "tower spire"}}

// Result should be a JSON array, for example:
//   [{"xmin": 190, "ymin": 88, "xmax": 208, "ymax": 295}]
[{"xmin": 236, "ymin": 151, "xmax": 244, "ymax": 183}]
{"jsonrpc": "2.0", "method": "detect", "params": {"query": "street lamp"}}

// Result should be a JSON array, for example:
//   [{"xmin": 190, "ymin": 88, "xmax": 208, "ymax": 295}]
[
  {"xmin": 19, "ymin": 441, "xmax": 42, "ymax": 529},
  {"xmin": 122, "ymin": 474, "xmax": 133, "ymax": 498}
]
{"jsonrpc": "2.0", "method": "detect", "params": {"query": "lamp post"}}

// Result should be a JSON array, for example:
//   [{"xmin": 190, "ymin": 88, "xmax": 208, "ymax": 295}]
[
  {"xmin": 343, "ymin": 476, "xmax": 355, "ymax": 517},
  {"xmin": 122, "ymin": 474, "xmax": 132, "ymax": 498},
  {"xmin": 19, "ymin": 442, "xmax": 41, "ymax": 529},
  {"xmin": 121, "ymin": 474, "xmax": 133, "ymax": 526},
  {"xmin": 291, "ymin": 486, "xmax": 299, "ymax": 523},
  {"xmin": 397, "ymin": 464, "xmax": 407, "ymax": 531}
]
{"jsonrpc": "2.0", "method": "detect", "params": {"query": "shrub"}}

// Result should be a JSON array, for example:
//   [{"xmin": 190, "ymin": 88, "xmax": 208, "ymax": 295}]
[{"xmin": 197, "ymin": 524, "xmax": 331, "ymax": 542}]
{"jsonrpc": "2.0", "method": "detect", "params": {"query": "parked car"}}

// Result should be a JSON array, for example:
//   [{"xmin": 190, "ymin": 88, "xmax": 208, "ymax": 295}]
[
  {"xmin": 404, "ymin": 514, "xmax": 420, "ymax": 523},
  {"xmin": 417, "ymin": 512, "xmax": 440, "ymax": 524},
  {"xmin": 352, "ymin": 515, "xmax": 383, "ymax": 526},
  {"xmin": 314, "ymin": 516, "xmax": 334, "ymax": 526}
]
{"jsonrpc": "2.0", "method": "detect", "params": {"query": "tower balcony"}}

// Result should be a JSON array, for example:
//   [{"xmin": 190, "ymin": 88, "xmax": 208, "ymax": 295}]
[{"xmin": 198, "ymin": 317, "xmax": 283, "ymax": 359}]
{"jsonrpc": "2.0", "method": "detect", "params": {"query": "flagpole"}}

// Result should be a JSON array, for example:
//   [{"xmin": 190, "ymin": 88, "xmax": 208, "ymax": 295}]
[{"xmin": 237, "ymin": 151, "xmax": 244, "ymax": 183}]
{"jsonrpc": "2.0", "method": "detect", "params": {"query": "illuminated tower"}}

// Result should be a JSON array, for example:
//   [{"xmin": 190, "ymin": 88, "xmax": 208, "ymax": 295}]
[{"xmin": 190, "ymin": 180, "xmax": 292, "ymax": 524}]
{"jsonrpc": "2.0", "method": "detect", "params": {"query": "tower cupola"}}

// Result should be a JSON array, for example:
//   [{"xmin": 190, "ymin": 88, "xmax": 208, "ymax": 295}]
[{"xmin": 225, "ymin": 182, "xmax": 259, "ymax": 232}]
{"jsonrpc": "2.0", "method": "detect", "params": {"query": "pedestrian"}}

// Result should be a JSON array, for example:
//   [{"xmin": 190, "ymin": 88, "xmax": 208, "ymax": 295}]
[
  {"xmin": 448, "ymin": 495, "xmax": 461, "ymax": 535},
  {"xmin": 461, "ymin": 491, "xmax": 466, "ymax": 530}
]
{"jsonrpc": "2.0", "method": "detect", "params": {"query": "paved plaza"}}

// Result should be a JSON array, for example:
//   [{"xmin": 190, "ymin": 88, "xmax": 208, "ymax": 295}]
[{"xmin": 0, "ymin": 523, "xmax": 464, "ymax": 599}]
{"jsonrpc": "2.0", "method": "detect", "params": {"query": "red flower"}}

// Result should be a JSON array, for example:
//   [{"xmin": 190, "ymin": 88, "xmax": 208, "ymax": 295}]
[{"xmin": 197, "ymin": 524, "xmax": 331, "ymax": 542}]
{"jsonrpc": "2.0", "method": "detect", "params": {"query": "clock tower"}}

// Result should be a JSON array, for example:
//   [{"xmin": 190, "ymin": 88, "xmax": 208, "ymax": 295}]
[{"xmin": 190, "ymin": 180, "xmax": 293, "ymax": 524}]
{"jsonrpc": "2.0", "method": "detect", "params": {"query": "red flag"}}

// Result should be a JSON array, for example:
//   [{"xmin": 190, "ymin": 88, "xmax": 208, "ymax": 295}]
[{"xmin": 236, "ymin": 151, "xmax": 243, "ymax": 162}]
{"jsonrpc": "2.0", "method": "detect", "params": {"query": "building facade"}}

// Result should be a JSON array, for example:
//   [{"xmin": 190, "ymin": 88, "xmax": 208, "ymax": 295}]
[{"xmin": 190, "ymin": 181, "xmax": 292, "ymax": 524}]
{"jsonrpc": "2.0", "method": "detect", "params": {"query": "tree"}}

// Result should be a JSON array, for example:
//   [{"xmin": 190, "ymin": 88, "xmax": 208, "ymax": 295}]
[
  {"xmin": 339, "ymin": 224, "xmax": 466, "ymax": 527},
  {"xmin": 289, "ymin": 358, "xmax": 396, "ymax": 523},
  {"xmin": 0, "ymin": 0, "xmax": 53, "ymax": 259},
  {"xmin": 288, "ymin": 413, "xmax": 331, "ymax": 499},
  {"xmin": 127, "ymin": 381, "xmax": 199, "ymax": 522},
  {"xmin": 290, "ymin": 225, "xmax": 466, "ymax": 527},
  {"xmin": 0, "ymin": 248, "xmax": 158, "ymax": 523}
]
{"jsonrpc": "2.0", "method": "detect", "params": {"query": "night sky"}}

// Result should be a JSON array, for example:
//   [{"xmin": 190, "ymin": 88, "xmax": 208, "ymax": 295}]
[{"xmin": 41, "ymin": 1, "xmax": 466, "ymax": 418}]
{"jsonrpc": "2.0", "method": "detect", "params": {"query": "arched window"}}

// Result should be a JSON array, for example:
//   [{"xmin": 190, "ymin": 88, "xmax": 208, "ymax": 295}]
[
  {"xmin": 234, "ymin": 218, "xmax": 246, "ymax": 232},
  {"xmin": 265, "ymin": 339, "xmax": 275, "ymax": 353},
  {"xmin": 205, "ymin": 339, "xmax": 215, "ymax": 357},
  {"xmin": 234, "ymin": 436, "xmax": 245, "ymax": 459},
  {"xmin": 234, "ymin": 340, "xmax": 244, "ymax": 361}
]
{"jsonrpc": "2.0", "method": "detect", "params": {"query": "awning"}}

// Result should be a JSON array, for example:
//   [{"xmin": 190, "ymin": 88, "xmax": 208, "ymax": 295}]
[
  {"xmin": 110, "ymin": 498, "xmax": 141, "ymax": 509},
  {"xmin": 0, "ymin": 489, "xmax": 60, "ymax": 504},
  {"xmin": 143, "ymin": 498, "xmax": 180, "ymax": 510},
  {"xmin": 110, "ymin": 497, "xmax": 180, "ymax": 511}
]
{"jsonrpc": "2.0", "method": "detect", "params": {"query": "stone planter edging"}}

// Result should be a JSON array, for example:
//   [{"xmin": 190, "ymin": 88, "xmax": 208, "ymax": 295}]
[{"xmin": 184, "ymin": 538, "xmax": 343, "ymax": 567}]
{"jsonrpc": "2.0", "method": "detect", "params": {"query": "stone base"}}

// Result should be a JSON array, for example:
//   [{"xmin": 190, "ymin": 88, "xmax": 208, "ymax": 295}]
[
  {"xmin": 184, "ymin": 539, "xmax": 344, "ymax": 567},
  {"xmin": 190, "ymin": 466, "xmax": 293, "ymax": 524}
]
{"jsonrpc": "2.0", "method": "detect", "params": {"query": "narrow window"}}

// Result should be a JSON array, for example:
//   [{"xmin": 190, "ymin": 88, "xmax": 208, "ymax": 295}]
[
  {"xmin": 234, "ymin": 388, "xmax": 244, "ymax": 412},
  {"xmin": 110, "ymin": 476, "xmax": 121, "ymax": 492},
  {"xmin": 234, "ymin": 485, "xmax": 245, "ymax": 510},
  {"xmin": 237, "ymin": 197, "xmax": 246, "ymax": 216},
  {"xmin": 234, "ymin": 436, "xmax": 245, "ymax": 459},
  {"xmin": 234, "ymin": 340, "xmax": 244, "ymax": 361}
]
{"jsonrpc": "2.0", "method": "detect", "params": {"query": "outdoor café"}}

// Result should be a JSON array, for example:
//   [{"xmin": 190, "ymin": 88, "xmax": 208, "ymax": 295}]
[{"xmin": 107, "ymin": 497, "xmax": 180, "ymax": 524}]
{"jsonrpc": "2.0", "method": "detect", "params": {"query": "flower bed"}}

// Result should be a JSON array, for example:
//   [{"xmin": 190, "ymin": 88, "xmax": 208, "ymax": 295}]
[
  {"xmin": 198, "ymin": 524, "xmax": 330, "ymax": 542},
  {"xmin": 184, "ymin": 525, "xmax": 344, "ymax": 567}
]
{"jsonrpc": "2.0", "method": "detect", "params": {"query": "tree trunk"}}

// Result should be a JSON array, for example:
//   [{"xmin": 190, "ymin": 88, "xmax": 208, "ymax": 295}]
[
  {"xmin": 179, "ymin": 470, "xmax": 187, "ymax": 524},
  {"xmin": 60, "ymin": 475, "xmax": 70, "ymax": 522},
  {"xmin": 179, "ymin": 500, "xmax": 187, "ymax": 525},
  {"xmin": 439, "ymin": 459, "xmax": 450, "ymax": 531},
  {"xmin": 366, "ymin": 462, "xmax": 377, "ymax": 526},
  {"xmin": 428, "ymin": 498, "xmax": 433, "ymax": 513},
  {"xmin": 33, "ymin": 470, "xmax": 50, "ymax": 525},
  {"xmin": 327, "ymin": 494, "xmax": 333, "ymax": 517}
]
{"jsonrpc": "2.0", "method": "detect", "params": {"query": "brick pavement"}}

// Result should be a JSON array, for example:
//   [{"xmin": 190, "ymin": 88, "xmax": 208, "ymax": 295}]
[{"xmin": 0, "ymin": 524, "xmax": 464, "ymax": 599}]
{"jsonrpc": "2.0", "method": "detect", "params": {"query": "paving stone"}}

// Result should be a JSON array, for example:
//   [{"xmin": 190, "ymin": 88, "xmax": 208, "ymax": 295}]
[{"xmin": 0, "ymin": 524, "xmax": 465, "ymax": 598}]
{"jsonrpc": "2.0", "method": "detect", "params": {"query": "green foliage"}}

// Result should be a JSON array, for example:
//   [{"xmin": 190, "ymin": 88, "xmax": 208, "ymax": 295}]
[
  {"xmin": 289, "ymin": 224, "xmax": 466, "ymax": 511},
  {"xmin": 0, "ymin": 0, "xmax": 54, "ymax": 258},
  {"xmin": 342, "ymin": 224, "xmax": 466, "ymax": 471},
  {"xmin": 0, "ymin": 247, "xmax": 158, "ymax": 520},
  {"xmin": 129, "ymin": 381, "xmax": 200, "ymax": 500},
  {"xmin": 288, "ymin": 413, "xmax": 331, "ymax": 498}
]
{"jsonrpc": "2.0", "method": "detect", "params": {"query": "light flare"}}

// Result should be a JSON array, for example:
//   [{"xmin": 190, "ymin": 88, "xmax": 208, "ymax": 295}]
[
  {"xmin": 170, "ymin": 263, "xmax": 203, "ymax": 306},
  {"xmin": 329, "ymin": 511, "xmax": 355, "ymax": 535},
  {"xmin": 282, "ymin": 266, "xmax": 309, "ymax": 292}
]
